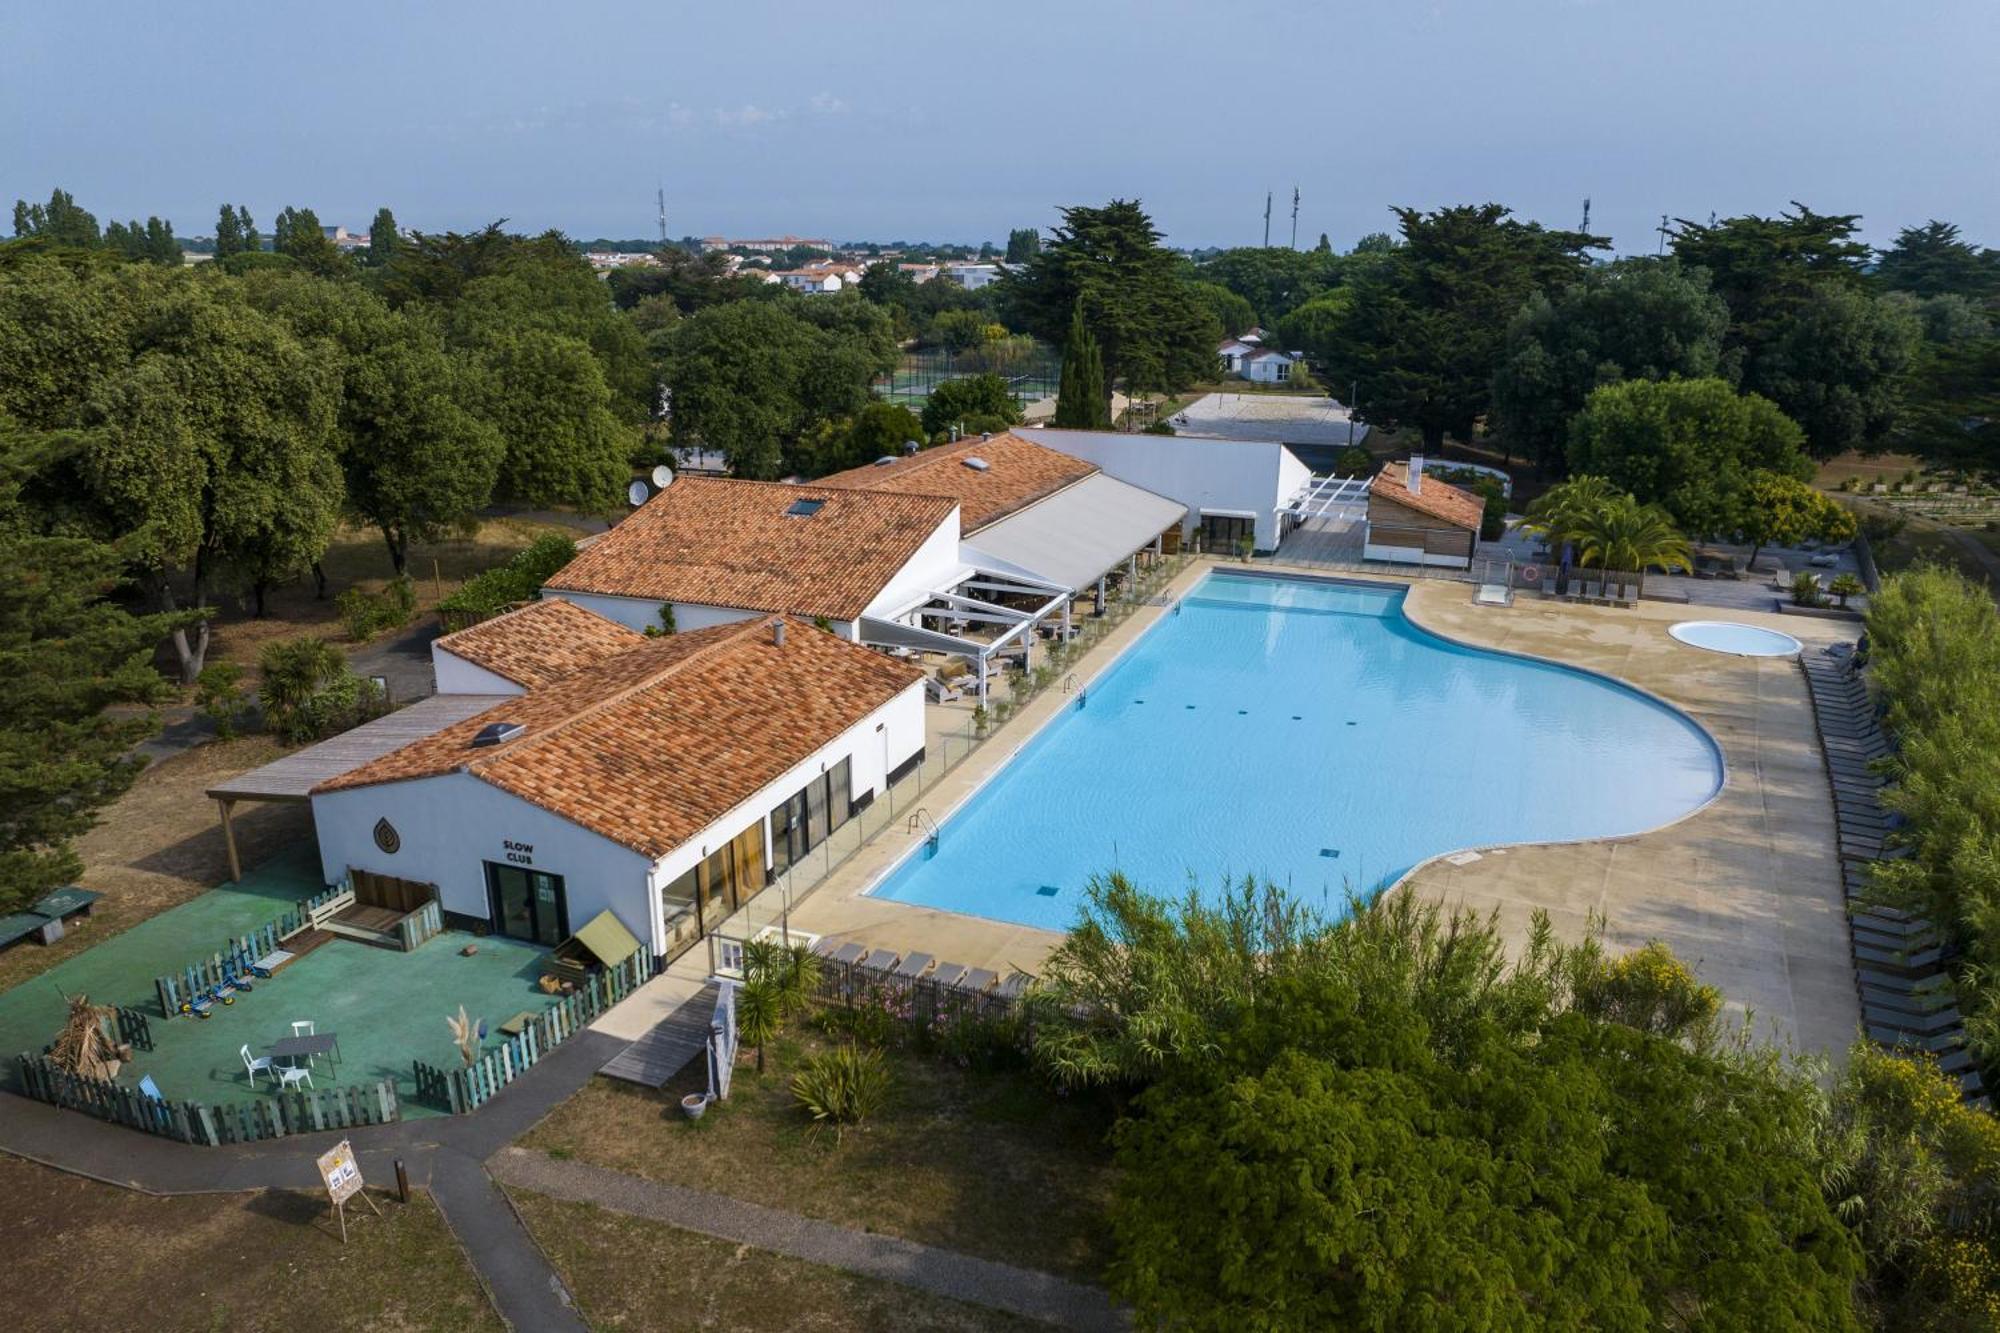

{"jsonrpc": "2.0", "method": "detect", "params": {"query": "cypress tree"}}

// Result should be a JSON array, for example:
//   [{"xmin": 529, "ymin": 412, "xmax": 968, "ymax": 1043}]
[
  {"xmin": 1054, "ymin": 302, "xmax": 1110, "ymax": 428},
  {"xmin": 214, "ymin": 203, "xmax": 242, "ymax": 259}
]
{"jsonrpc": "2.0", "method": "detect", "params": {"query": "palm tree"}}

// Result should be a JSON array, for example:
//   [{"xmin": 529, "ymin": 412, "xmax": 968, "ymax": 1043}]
[
  {"xmin": 1572, "ymin": 498, "xmax": 1692, "ymax": 590},
  {"xmin": 736, "ymin": 978, "xmax": 782, "ymax": 1074},
  {"xmin": 1521, "ymin": 475, "xmax": 1619, "ymax": 554}
]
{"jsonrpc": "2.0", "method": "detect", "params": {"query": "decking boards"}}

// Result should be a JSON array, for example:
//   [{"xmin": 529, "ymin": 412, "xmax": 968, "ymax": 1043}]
[{"xmin": 600, "ymin": 981, "xmax": 719, "ymax": 1088}]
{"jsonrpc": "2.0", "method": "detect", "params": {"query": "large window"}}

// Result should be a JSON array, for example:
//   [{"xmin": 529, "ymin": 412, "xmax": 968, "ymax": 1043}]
[
  {"xmin": 658, "ymin": 823, "xmax": 767, "ymax": 962},
  {"xmin": 768, "ymin": 759, "xmax": 856, "ymax": 881}
]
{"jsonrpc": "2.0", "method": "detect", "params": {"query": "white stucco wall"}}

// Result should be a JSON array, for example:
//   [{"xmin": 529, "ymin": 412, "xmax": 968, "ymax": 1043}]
[
  {"xmin": 1018, "ymin": 428, "xmax": 1308, "ymax": 551},
  {"xmin": 548, "ymin": 591, "xmax": 756, "ymax": 636},
  {"xmin": 863, "ymin": 509, "xmax": 968, "ymax": 621},
  {"xmin": 307, "ymin": 679, "xmax": 927, "ymax": 957},
  {"xmin": 1244, "ymin": 355, "xmax": 1295, "ymax": 384},
  {"xmin": 432, "ymin": 648, "xmax": 527, "ymax": 697}
]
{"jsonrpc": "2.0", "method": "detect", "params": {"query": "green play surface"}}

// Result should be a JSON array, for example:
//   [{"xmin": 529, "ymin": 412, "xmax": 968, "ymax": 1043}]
[{"xmin": 0, "ymin": 845, "xmax": 561, "ymax": 1119}]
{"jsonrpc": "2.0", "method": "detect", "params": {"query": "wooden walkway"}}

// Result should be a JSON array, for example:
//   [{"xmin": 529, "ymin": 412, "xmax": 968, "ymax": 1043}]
[{"xmin": 598, "ymin": 982, "xmax": 718, "ymax": 1088}]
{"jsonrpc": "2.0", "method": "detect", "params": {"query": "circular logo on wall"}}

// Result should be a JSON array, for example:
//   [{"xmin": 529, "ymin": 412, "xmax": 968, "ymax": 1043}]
[{"xmin": 372, "ymin": 817, "xmax": 401, "ymax": 854}]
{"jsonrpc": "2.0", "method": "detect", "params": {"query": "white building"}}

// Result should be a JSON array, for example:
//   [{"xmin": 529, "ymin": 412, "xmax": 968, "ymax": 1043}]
[
  {"xmin": 774, "ymin": 263, "xmax": 863, "ymax": 294},
  {"xmin": 1241, "ymin": 347, "xmax": 1300, "ymax": 384},
  {"xmin": 309, "ymin": 607, "xmax": 926, "ymax": 964},
  {"xmin": 940, "ymin": 262, "xmax": 1002, "ymax": 290},
  {"xmin": 700, "ymin": 235, "xmax": 834, "ymax": 254},
  {"xmin": 1017, "ymin": 427, "xmax": 1312, "ymax": 554}
]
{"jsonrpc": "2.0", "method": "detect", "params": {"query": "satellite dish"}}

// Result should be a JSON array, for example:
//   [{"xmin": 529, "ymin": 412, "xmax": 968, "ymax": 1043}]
[
  {"xmin": 651, "ymin": 464, "xmax": 675, "ymax": 489},
  {"xmin": 627, "ymin": 479, "xmax": 651, "ymax": 507}
]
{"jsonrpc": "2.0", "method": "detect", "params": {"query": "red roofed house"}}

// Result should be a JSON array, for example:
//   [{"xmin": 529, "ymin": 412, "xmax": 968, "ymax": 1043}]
[{"xmin": 1364, "ymin": 455, "xmax": 1484, "ymax": 570}]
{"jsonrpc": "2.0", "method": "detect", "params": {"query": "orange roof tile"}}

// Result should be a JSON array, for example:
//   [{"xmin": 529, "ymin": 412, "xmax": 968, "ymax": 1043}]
[
  {"xmin": 816, "ymin": 432, "xmax": 1097, "ymax": 533},
  {"xmin": 432, "ymin": 599, "xmax": 646, "ymax": 689},
  {"xmin": 316, "ymin": 618, "xmax": 924, "ymax": 859},
  {"xmin": 1372, "ymin": 461, "xmax": 1485, "ymax": 532},
  {"xmin": 543, "ymin": 477, "xmax": 956, "ymax": 621}
]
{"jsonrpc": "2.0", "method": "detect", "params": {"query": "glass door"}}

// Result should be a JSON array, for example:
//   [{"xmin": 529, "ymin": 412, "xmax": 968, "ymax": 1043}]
[{"xmin": 485, "ymin": 863, "xmax": 568, "ymax": 945}]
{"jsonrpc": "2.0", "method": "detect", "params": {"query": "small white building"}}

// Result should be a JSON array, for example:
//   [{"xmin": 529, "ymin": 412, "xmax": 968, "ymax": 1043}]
[
  {"xmin": 309, "ymin": 609, "xmax": 926, "ymax": 963},
  {"xmin": 1017, "ymin": 427, "xmax": 1311, "ymax": 554},
  {"xmin": 940, "ymin": 262, "xmax": 1002, "ymax": 290},
  {"xmin": 1241, "ymin": 347, "xmax": 1300, "ymax": 384}
]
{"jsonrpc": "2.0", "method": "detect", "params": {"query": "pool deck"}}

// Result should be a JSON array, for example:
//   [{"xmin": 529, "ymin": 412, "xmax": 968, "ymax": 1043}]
[{"xmin": 769, "ymin": 558, "xmax": 1862, "ymax": 1060}]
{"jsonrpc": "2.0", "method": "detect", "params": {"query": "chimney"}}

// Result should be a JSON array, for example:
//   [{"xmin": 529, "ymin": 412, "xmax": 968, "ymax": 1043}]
[
  {"xmin": 772, "ymin": 619, "xmax": 787, "ymax": 647},
  {"xmin": 1408, "ymin": 453, "xmax": 1424, "ymax": 494}
]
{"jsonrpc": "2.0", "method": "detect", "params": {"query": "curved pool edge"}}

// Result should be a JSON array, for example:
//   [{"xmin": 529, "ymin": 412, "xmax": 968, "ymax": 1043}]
[{"xmin": 855, "ymin": 565, "xmax": 1731, "ymax": 930}]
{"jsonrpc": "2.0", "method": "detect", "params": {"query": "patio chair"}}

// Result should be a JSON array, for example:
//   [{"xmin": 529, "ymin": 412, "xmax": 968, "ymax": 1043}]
[
  {"xmin": 930, "ymin": 962, "xmax": 970, "ymax": 990},
  {"xmin": 859, "ymin": 948, "xmax": 901, "ymax": 974},
  {"xmin": 892, "ymin": 952, "xmax": 935, "ymax": 980},
  {"xmin": 274, "ymin": 1063, "xmax": 314, "ymax": 1091},
  {"xmin": 292, "ymin": 1020, "xmax": 316, "ymax": 1037},
  {"xmin": 954, "ymin": 967, "xmax": 999, "ymax": 995},
  {"xmin": 138, "ymin": 1074, "xmax": 164, "ymax": 1102},
  {"xmin": 240, "ymin": 1045, "xmax": 274, "ymax": 1088}
]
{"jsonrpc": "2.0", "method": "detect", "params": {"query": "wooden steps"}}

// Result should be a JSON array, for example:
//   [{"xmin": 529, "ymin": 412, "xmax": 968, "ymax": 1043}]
[{"xmin": 600, "ymin": 983, "xmax": 719, "ymax": 1088}]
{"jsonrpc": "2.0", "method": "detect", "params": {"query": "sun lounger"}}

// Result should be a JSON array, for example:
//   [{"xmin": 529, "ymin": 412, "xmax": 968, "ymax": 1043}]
[
  {"xmin": 1863, "ymin": 985, "xmax": 1958, "ymax": 1018},
  {"xmin": 1474, "ymin": 584, "xmax": 1510, "ymax": 607},
  {"xmin": 953, "ymin": 967, "xmax": 998, "ymax": 995},
  {"xmin": 1856, "ymin": 966, "xmax": 1954, "ymax": 994},
  {"xmin": 930, "ymin": 962, "xmax": 969, "ymax": 990},
  {"xmin": 1864, "ymin": 1004, "xmax": 1963, "ymax": 1035},
  {"xmin": 1853, "ymin": 943, "xmax": 1944, "ymax": 971},
  {"xmin": 825, "ymin": 941, "xmax": 866, "ymax": 967},
  {"xmin": 1870, "ymin": 1026, "xmax": 1967, "ymax": 1055},
  {"xmin": 892, "ymin": 952, "xmax": 935, "ymax": 979},
  {"xmin": 1852, "ymin": 925, "xmax": 1938, "ymax": 954},
  {"xmin": 859, "ymin": 948, "xmax": 901, "ymax": 974},
  {"xmin": 1851, "ymin": 909, "xmax": 1929, "ymax": 936}
]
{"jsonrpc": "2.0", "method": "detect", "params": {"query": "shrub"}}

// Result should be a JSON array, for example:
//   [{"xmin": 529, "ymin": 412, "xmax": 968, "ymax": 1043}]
[
  {"xmin": 1793, "ymin": 570, "xmax": 1826, "ymax": 606},
  {"xmin": 195, "ymin": 662, "xmax": 250, "ymax": 740},
  {"xmin": 791, "ymin": 1043, "xmax": 893, "ymax": 1142},
  {"xmin": 1333, "ymin": 444, "xmax": 1374, "ymax": 476},
  {"xmin": 257, "ymin": 637, "xmax": 388, "ymax": 744},
  {"xmin": 336, "ymin": 575, "xmax": 417, "ymax": 641},
  {"xmin": 436, "ymin": 534, "xmax": 577, "ymax": 624},
  {"xmin": 1829, "ymin": 573, "xmax": 1865, "ymax": 607},
  {"xmin": 1143, "ymin": 420, "xmax": 1176, "ymax": 435}
]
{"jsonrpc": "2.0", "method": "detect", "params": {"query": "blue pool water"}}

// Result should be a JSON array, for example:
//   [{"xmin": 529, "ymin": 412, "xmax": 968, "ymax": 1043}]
[{"xmin": 870, "ymin": 573, "xmax": 1724, "ymax": 931}]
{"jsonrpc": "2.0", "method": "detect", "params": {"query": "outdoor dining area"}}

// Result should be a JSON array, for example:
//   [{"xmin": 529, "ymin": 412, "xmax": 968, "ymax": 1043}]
[{"xmin": 239, "ymin": 1020, "xmax": 343, "ymax": 1090}]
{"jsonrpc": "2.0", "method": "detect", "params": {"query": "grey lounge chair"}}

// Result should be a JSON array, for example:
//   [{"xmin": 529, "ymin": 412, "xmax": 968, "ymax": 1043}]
[
  {"xmin": 860, "ymin": 948, "xmax": 901, "ymax": 974},
  {"xmin": 996, "ymin": 971, "xmax": 1033, "ymax": 1000},
  {"xmin": 953, "ymin": 967, "xmax": 998, "ymax": 995},
  {"xmin": 825, "ymin": 941, "xmax": 867, "ymax": 967},
  {"xmin": 892, "ymin": 952, "xmax": 936, "ymax": 979},
  {"xmin": 930, "ymin": 962, "xmax": 969, "ymax": 990},
  {"xmin": 1864, "ymin": 1004, "xmax": 1964, "ymax": 1036}
]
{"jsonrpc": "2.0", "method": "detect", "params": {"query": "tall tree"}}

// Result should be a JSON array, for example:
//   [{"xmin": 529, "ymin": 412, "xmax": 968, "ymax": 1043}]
[
  {"xmin": 469, "ymin": 329, "xmax": 631, "ymax": 509},
  {"xmin": 1491, "ymin": 258, "xmax": 1730, "ymax": 470},
  {"xmin": 11, "ymin": 188, "xmax": 100, "ymax": 247},
  {"xmin": 272, "ymin": 205, "xmax": 348, "ymax": 276},
  {"xmin": 999, "ymin": 200, "xmax": 1220, "ymax": 395},
  {"xmin": 1004, "ymin": 227, "xmax": 1041, "ymax": 263},
  {"xmin": 920, "ymin": 373, "xmax": 1021, "ymax": 439},
  {"xmin": 0, "ymin": 422, "xmax": 196, "ymax": 912},
  {"xmin": 1875, "ymin": 220, "xmax": 2000, "ymax": 301},
  {"xmin": 367, "ymin": 207, "xmax": 400, "ymax": 267},
  {"xmin": 1053, "ymin": 302, "xmax": 1110, "ymax": 428},
  {"xmin": 1196, "ymin": 246, "xmax": 1346, "ymax": 325},
  {"xmin": 1316, "ymin": 204, "xmax": 1604, "ymax": 450},
  {"xmin": 1566, "ymin": 376, "xmax": 1813, "ymax": 538},
  {"xmin": 213, "ymin": 203, "xmax": 245, "ymax": 260}
]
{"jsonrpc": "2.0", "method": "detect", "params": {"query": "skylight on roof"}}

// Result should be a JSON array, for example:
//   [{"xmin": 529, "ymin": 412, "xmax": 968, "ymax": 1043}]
[
  {"xmin": 785, "ymin": 498, "xmax": 827, "ymax": 517},
  {"xmin": 961, "ymin": 457, "xmax": 990, "ymax": 472},
  {"xmin": 473, "ymin": 720, "xmax": 526, "ymax": 748}
]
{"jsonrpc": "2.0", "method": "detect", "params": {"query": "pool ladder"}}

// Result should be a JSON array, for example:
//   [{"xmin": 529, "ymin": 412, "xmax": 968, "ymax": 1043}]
[
  {"xmin": 1063, "ymin": 673, "xmax": 1086, "ymax": 707},
  {"xmin": 907, "ymin": 808, "xmax": 939, "ymax": 853}
]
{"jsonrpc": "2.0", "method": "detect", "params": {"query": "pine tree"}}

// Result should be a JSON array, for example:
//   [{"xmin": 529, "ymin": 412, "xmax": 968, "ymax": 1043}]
[
  {"xmin": 1053, "ymin": 301, "xmax": 1110, "ymax": 428},
  {"xmin": 368, "ymin": 207, "xmax": 399, "ymax": 266},
  {"xmin": 214, "ymin": 203, "xmax": 243, "ymax": 259},
  {"xmin": 236, "ymin": 205, "xmax": 258, "ymax": 253}
]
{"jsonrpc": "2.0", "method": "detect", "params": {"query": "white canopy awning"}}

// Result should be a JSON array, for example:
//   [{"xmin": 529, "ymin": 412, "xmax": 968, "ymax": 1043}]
[{"xmin": 960, "ymin": 473, "xmax": 1186, "ymax": 593}]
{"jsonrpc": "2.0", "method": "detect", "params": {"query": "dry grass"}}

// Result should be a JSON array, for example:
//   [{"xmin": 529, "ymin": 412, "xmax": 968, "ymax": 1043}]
[
  {"xmin": 1816, "ymin": 450, "xmax": 1927, "ymax": 491},
  {"xmin": 191, "ymin": 515, "xmax": 580, "ymax": 674},
  {"xmin": 522, "ymin": 1029, "xmax": 1117, "ymax": 1281},
  {"xmin": 0, "ymin": 738, "xmax": 310, "ymax": 995},
  {"xmin": 510, "ymin": 1190, "xmax": 1038, "ymax": 1332},
  {"xmin": 0, "ymin": 1154, "xmax": 499, "ymax": 1332}
]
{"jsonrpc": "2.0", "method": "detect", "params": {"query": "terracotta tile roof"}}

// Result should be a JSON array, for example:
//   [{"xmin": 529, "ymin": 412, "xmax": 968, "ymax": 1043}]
[
  {"xmin": 815, "ymin": 432, "xmax": 1097, "ymax": 533},
  {"xmin": 432, "ymin": 599, "xmax": 646, "ymax": 689},
  {"xmin": 1372, "ymin": 461, "xmax": 1485, "ymax": 532},
  {"xmin": 543, "ymin": 477, "xmax": 956, "ymax": 622},
  {"xmin": 315, "ymin": 617, "xmax": 924, "ymax": 859}
]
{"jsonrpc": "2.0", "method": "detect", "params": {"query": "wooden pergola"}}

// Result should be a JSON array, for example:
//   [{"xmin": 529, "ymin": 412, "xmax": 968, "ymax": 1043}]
[{"xmin": 205, "ymin": 694, "xmax": 511, "ymax": 881}]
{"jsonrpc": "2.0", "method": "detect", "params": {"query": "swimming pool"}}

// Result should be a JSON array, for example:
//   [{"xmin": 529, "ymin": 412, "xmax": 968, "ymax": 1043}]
[
  {"xmin": 1669, "ymin": 620, "xmax": 1804, "ymax": 658},
  {"xmin": 868, "ymin": 572, "xmax": 1724, "ymax": 930}
]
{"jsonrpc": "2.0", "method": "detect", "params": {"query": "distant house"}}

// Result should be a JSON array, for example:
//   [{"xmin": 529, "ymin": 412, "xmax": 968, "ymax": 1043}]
[
  {"xmin": 1217, "ymin": 338, "xmax": 1258, "ymax": 375},
  {"xmin": 1241, "ymin": 347, "xmax": 1299, "ymax": 384},
  {"xmin": 775, "ymin": 262, "xmax": 863, "ymax": 294},
  {"xmin": 940, "ymin": 263, "xmax": 1002, "ymax": 290},
  {"xmin": 1364, "ymin": 456, "xmax": 1483, "ymax": 569},
  {"xmin": 700, "ymin": 235, "xmax": 834, "ymax": 254}
]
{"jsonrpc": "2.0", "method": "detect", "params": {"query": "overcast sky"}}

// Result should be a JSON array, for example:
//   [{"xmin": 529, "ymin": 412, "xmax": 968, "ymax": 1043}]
[{"xmin": 5, "ymin": 1, "xmax": 1994, "ymax": 255}]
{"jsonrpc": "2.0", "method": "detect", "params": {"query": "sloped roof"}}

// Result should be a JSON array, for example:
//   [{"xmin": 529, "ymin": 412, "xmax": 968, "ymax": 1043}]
[
  {"xmin": 816, "ymin": 433, "xmax": 1097, "ymax": 533},
  {"xmin": 543, "ymin": 477, "xmax": 956, "ymax": 622},
  {"xmin": 315, "ymin": 617, "xmax": 924, "ymax": 859},
  {"xmin": 1371, "ymin": 461, "xmax": 1484, "ymax": 531},
  {"xmin": 433, "ymin": 599, "xmax": 646, "ymax": 689}
]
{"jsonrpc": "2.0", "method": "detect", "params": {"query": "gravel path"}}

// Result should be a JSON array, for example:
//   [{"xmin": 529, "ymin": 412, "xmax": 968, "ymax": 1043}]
[{"xmin": 491, "ymin": 1147, "xmax": 1127, "ymax": 1331}]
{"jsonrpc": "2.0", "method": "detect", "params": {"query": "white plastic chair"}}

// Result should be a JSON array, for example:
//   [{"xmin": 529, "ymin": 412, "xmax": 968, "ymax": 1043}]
[
  {"xmin": 240, "ymin": 1044, "xmax": 273, "ymax": 1088},
  {"xmin": 290, "ymin": 1019, "xmax": 319, "ymax": 1066},
  {"xmin": 275, "ymin": 1063, "xmax": 314, "ymax": 1091}
]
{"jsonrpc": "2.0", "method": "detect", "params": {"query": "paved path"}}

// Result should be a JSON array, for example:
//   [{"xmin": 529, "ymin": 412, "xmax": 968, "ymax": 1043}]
[{"xmin": 491, "ymin": 1147, "xmax": 1125, "ymax": 1331}]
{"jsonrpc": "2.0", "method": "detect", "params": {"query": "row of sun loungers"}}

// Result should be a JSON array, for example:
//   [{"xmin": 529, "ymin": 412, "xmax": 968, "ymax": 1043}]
[
  {"xmin": 812, "ymin": 938, "xmax": 1033, "ymax": 1002},
  {"xmin": 1802, "ymin": 644, "xmax": 1985, "ymax": 1103}
]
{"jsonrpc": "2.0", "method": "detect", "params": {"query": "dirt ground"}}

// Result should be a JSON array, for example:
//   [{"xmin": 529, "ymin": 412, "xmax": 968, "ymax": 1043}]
[
  {"xmin": 0, "ymin": 1154, "xmax": 499, "ymax": 1333},
  {"xmin": 0, "ymin": 737, "xmax": 310, "ymax": 995},
  {"xmin": 510, "ymin": 1189, "xmax": 1036, "ymax": 1333}
]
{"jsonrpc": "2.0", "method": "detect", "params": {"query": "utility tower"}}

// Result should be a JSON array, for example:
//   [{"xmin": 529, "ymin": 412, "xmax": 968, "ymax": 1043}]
[
  {"xmin": 1656, "ymin": 213, "xmax": 1671, "ymax": 256},
  {"xmin": 1580, "ymin": 197, "xmax": 1591, "ymax": 233},
  {"xmin": 657, "ymin": 187, "xmax": 668, "ymax": 246},
  {"xmin": 1290, "ymin": 187, "xmax": 1300, "ymax": 249},
  {"xmin": 1263, "ymin": 192, "xmax": 1272, "ymax": 247}
]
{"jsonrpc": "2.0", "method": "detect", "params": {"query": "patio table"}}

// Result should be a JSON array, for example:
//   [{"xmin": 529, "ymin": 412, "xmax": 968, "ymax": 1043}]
[{"xmin": 266, "ymin": 1032, "xmax": 341, "ymax": 1067}]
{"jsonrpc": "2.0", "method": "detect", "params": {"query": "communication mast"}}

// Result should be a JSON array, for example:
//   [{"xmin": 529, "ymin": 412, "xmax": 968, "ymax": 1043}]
[
  {"xmin": 1291, "ymin": 187, "xmax": 1300, "ymax": 249},
  {"xmin": 657, "ymin": 187, "xmax": 668, "ymax": 246},
  {"xmin": 1263, "ymin": 192, "xmax": 1272, "ymax": 248}
]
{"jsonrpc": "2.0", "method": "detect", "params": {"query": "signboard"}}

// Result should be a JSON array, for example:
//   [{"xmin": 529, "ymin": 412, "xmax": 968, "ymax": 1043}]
[{"xmin": 318, "ymin": 1139, "xmax": 364, "ymax": 1205}]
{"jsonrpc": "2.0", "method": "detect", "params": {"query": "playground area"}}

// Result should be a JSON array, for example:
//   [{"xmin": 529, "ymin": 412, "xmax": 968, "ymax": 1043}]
[{"xmin": 0, "ymin": 845, "xmax": 564, "ymax": 1119}]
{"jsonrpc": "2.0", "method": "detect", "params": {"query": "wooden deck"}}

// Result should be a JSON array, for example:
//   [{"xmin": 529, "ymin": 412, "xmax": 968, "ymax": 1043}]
[
  {"xmin": 205, "ymin": 694, "xmax": 514, "ymax": 803},
  {"xmin": 599, "ymin": 982, "xmax": 719, "ymax": 1088}
]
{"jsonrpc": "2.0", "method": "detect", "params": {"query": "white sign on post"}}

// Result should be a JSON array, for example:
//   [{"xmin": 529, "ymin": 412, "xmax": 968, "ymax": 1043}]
[{"xmin": 317, "ymin": 1138, "xmax": 381, "ymax": 1242}]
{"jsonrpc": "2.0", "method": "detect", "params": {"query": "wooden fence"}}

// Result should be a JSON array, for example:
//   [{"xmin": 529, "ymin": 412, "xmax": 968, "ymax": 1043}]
[
  {"xmin": 113, "ymin": 1006, "xmax": 153, "ymax": 1053},
  {"xmin": 412, "ymin": 948, "xmax": 654, "ymax": 1115},
  {"xmin": 396, "ymin": 899, "xmax": 444, "ymax": 951},
  {"xmin": 15, "ymin": 1054, "xmax": 400, "ymax": 1147}
]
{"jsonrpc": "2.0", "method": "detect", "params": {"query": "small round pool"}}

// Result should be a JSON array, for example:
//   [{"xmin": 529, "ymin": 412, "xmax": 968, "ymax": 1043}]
[{"xmin": 1669, "ymin": 620, "xmax": 1803, "ymax": 657}]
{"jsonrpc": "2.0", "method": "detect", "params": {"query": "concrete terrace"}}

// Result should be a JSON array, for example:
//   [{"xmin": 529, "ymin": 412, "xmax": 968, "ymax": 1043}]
[{"xmin": 782, "ymin": 557, "xmax": 1862, "ymax": 1060}]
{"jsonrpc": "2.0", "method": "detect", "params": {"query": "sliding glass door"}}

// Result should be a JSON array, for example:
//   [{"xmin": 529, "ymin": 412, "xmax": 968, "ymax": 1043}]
[{"xmin": 485, "ymin": 863, "xmax": 568, "ymax": 946}]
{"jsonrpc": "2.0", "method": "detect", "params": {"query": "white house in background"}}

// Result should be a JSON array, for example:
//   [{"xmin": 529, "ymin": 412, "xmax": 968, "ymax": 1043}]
[
  {"xmin": 940, "ymin": 262, "xmax": 1002, "ymax": 290},
  {"xmin": 775, "ymin": 264, "xmax": 861, "ymax": 294},
  {"xmin": 1218, "ymin": 337, "xmax": 1258, "ymax": 374},
  {"xmin": 1241, "ymin": 347, "xmax": 1300, "ymax": 384},
  {"xmin": 1017, "ymin": 426, "xmax": 1312, "ymax": 554},
  {"xmin": 310, "ymin": 611, "xmax": 926, "ymax": 964}
]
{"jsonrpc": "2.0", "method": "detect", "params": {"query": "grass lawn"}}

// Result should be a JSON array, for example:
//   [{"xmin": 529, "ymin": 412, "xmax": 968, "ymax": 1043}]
[
  {"xmin": 0, "ymin": 1153, "xmax": 499, "ymax": 1332},
  {"xmin": 510, "ymin": 1190, "xmax": 1039, "ymax": 1332},
  {"xmin": 522, "ymin": 1028, "xmax": 1117, "ymax": 1282}
]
